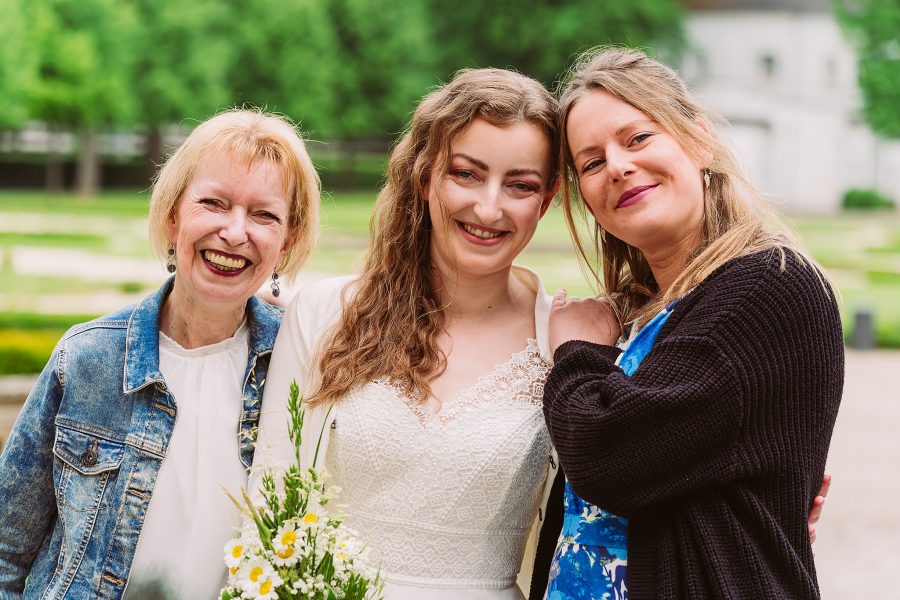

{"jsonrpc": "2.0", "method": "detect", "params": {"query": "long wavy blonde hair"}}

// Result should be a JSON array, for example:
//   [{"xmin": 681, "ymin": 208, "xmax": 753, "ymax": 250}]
[
  {"xmin": 309, "ymin": 68, "xmax": 559, "ymax": 406},
  {"xmin": 558, "ymin": 47, "xmax": 826, "ymax": 327}
]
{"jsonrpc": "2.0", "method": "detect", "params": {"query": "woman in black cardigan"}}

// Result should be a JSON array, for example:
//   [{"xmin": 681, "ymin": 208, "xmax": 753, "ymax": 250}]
[{"xmin": 536, "ymin": 47, "xmax": 843, "ymax": 599}]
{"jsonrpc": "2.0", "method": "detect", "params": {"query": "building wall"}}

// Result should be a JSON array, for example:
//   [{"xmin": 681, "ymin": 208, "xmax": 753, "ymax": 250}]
[{"xmin": 683, "ymin": 11, "xmax": 900, "ymax": 213}]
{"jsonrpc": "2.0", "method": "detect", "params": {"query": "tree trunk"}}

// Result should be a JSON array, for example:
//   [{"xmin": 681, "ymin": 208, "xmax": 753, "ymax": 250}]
[
  {"xmin": 45, "ymin": 125, "xmax": 64, "ymax": 193},
  {"xmin": 76, "ymin": 126, "xmax": 101, "ymax": 198},
  {"xmin": 144, "ymin": 127, "xmax": 163, "ymax": 188},
  {"xmin": 338, "ymin": 139, "xmax": 358, "ymax": 190}
]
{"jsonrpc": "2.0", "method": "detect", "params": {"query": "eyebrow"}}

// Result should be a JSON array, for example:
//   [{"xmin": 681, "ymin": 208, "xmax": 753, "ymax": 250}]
[
  {"xmin": 572, "ymin": 119, "xmax": 657, "ymax": 161},
  {"xmin": 193, "ymin": 182, "xmax": 286, "ymax": 209},
  {"xmin": 452, "ymin": 153, "xmax": 544, "ymax": 179}
]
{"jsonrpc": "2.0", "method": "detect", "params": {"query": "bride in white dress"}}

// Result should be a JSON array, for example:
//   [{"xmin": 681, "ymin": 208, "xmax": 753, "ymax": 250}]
[{"xmin": 251, "ymin": 68, "xmax": 561, "ymax": 599}]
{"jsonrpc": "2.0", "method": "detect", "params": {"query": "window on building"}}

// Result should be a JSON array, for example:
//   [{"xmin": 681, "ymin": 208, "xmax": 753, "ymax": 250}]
[{"xmin": 760, "ymin": 54, "xmax": 777, "ymax": 81}]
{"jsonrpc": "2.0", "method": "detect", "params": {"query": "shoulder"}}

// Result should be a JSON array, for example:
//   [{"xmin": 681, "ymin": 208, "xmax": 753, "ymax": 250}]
[
  {"xmin": 695, "ymin": 249, "xmax": 836, "ymax": 316},
  {"xmin": 676, "ymin": 249, "xmax": 841, "ymax": 355},
  {"xmin": 512, "ymin": 265, "xmax": 554, "ymax": 363},
  {"xmin": 59, "ymin": 303, "xmax": 135, "ymax": 344},
  {"xmin": 283, "ymin": 274, "xmax": 357, "ymax": 337},
  {"xmin": 288, "ymin": 275, "xmax": 357, "ymax": 314}
]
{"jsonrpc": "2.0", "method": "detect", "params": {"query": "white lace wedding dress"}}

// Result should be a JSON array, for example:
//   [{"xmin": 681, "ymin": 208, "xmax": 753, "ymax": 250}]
[
  {"xmin": 326, "ymin": 339, "xmax": 551, "ymax": 599},
  {"xmin": 252, "ymin": 269, "xmax": 556, "ymax": 599}
]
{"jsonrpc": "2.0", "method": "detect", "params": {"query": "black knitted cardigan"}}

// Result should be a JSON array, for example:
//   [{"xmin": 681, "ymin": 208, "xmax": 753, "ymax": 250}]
[{"xmin": 534, "ymin": 250, "xmax": 844, "ymax": 599}]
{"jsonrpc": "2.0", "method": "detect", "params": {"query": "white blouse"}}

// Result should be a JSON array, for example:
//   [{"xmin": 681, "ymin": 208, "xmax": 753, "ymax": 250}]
[{"xmin": 126, "ymin": 323, "xmax": 250, "ymax": 599}]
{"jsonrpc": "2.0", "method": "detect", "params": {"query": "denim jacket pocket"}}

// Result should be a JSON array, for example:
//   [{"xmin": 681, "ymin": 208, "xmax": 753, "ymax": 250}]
[
  {"xmin": 48, "ymin": 424, "xmax": 126, "ymax": 596},
  {"xmin": 53, "ymin": 424, "xmax": 124, "ymax": 510}
]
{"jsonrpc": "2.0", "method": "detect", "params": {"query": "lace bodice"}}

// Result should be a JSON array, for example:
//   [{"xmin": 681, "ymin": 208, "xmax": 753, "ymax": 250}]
[{"xmin": 325, "ymin": 339, "xmax": 553, "ymax": 589}]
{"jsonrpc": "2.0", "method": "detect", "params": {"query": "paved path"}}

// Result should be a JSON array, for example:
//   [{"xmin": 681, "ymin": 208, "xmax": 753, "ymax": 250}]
[{"xmin": 815, "ymin": 349, "xmax": 900, "ymax": 597}]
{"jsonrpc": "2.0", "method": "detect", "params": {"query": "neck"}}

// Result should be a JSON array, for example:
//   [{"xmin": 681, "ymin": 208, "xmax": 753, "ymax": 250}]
[
  {"xmin": 643, "ymin": 231, "xmax": 702, "ymax": 295},
  {"xmin": 160, "ymin": 283, "xmax": 246, "ymax": 349},
  {"xmin": 433, "ymin": 263, "xmax": 520, "ymax": 320}
]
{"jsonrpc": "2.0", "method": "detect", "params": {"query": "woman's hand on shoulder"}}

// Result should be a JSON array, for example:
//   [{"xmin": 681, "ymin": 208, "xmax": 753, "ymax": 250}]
[
  {"xmin": 549, "ymin": 289, "xmax": 621, "ymax": 355},
  {"xmin": 809, "ymin": 473, "xmax": 831, "ymax": 547}
]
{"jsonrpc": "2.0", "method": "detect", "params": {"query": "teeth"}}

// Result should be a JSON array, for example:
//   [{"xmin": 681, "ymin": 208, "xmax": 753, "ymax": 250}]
[
  {"xmin": 461, "ymin": 223, "xmax": 503, "ymax": 239},
  {"xmin": 203, "ymin": 250, "xmax": 247, "ymax": 271}
]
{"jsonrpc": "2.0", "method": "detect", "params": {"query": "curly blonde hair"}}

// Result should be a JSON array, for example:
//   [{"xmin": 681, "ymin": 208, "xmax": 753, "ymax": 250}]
[
  {"xmin": 558, "ymin": 47, "xmax": 826, "ymax": 327},
  {"xmin": 309, "ymin": 68, "xmax": 559, "ymax": 406}
]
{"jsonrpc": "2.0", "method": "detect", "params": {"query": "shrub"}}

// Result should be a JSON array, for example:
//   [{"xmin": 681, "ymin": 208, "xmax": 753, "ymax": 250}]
[
  {"xmin": 842, "ymin": 188, "xmax": 895, "ymax": 210},
  {"xmin": 876, "ymin": 319, "xmax": 900, "ymax": 348},
  {"xmin": 0, "ymin": 330, "xmax": 60, "ymax": 375}
]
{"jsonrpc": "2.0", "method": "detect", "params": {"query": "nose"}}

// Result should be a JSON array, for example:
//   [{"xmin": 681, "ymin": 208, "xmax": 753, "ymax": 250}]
[
  {"xmin": 605, "ymin": 146, "xmax": 635, "ymax": 183},
  {"xmin": 219, "ymin": 209, "xmax": 249, "ymax": 246},
  {"xmin": 472, "ymin": 182, "xmax": 503, "ymax": 224}
]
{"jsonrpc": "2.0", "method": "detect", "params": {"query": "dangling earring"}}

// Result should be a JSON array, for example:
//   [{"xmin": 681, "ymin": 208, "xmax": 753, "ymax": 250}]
[
  {"xmin": 166, "ymin": 246, "xmax": 176, "ymax": 273},
  {"xmin": 270, "ymin": 272, "xmax": 280, "ymax": 298},
  {"xmin": 598, "ymin": 226, "xmax": 607, "ymax": 244},
  {"xmin": 703, "ymin": 169, "xmax": 712, "ymax": 190}
]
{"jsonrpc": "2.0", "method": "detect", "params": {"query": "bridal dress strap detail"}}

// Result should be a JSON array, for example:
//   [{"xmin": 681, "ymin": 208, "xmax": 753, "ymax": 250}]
[
  {"xmin": 375, "ymin": 338, "xmax": 547, "ymax": 428},
  {"xmin": 326, "ymin": 338, "xmax": 552, "ymax": 592}
]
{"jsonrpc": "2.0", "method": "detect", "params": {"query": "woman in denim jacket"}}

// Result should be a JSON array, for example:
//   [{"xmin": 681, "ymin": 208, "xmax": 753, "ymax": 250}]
[{"xmin": 0, "ymin": 109, "xmax": 320, "ymax": 599}]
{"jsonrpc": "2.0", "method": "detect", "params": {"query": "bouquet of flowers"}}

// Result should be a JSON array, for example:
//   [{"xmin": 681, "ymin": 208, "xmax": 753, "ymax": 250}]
[{"xmin": 221, "ymin": 382, "xmax": 383, "ymax": 600}]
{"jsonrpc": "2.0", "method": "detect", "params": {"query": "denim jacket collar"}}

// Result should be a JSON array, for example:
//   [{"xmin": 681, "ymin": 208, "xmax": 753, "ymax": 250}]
[{"xmin": 123, "ymin": 277, "xmax": 282, "ymax": 393}]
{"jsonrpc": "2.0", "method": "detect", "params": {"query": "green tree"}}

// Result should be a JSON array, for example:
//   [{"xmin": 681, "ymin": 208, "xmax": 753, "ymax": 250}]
[
  {"xmin": 0, "ymin": 0, "xmax": 35, "ymax": 128},
  {"xmin": 835, "ymin": 0, "xmax": 900, "ymax": 137},
  {"xmin": 225, "ymin": 0, "xmax": 339, "ymax": 137},
  {"xmin": 225, "ymin": 0, "xmax": 436, "ymax": 188},
  {"xmin": 426, "ymin": 0, "xmax": 684, "ymax": 87},
  {"xmin": 128, "ymin": 0, "xmax": 235, "ymax": 180},
  {"xmin": 320, "ymin": 0, "xmax": 436, "ymax": 140},
  {"xmin": 26, "ymin": 0, "xmax": 138, "ymax": 195}
]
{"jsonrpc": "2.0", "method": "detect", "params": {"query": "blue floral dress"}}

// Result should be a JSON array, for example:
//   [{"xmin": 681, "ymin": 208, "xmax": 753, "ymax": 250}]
[{"xmin": 544, "ymin": 301, "xmax": 679, "ymax": 600}]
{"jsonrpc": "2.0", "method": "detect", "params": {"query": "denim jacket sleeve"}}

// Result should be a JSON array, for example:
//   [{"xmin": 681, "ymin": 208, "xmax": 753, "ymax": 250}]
[{"xmin": 0, "ymin": 345, "xmax": 64, "ymax": 595}]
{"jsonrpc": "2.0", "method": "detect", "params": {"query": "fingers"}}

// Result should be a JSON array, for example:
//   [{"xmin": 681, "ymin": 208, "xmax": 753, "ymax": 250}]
[
  {"xmin": 808, "ymin": 494, "xmax": 826, "ymax": 525},
  {"xmin": 552, "ymin": 288, "xmax": 568, "ymax": 308},
  {"xmin": 808, "ymin": 473, "xmax": 831, "ymax": 526},
  {"xmin": 809, "ymin": 524, "xmax": 817, "ymax": 545}
]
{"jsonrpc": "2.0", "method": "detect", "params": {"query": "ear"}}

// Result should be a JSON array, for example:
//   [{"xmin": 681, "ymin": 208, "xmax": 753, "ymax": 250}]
[
  {"xmin": 281, "ymin": 228, "xmax": 298, "ymax": 256},
  {"xmin": 166, "ymin": 209, "xmax": 178, "ymax": 247},
  {"xmin": 539, "ymin": 179, "xmax": 561, "ymax": 219}
]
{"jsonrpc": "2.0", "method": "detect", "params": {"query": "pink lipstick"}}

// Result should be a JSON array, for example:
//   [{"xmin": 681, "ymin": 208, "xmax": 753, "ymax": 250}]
[{"xmin": 617, "ymin": 184, "xmax": 658, "ymax": 208}]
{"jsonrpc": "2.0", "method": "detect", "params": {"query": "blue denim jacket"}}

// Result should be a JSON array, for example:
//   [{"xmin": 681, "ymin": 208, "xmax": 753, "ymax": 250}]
[{"xmin": 0, "ymin": 278, "xmax": 283, "ymax": 599}]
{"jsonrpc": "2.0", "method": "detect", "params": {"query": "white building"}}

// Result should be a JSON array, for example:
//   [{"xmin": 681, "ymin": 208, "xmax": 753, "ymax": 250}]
[{"xmin": 683, "ymin": 0, "xmax": 900, "ymax": 213}]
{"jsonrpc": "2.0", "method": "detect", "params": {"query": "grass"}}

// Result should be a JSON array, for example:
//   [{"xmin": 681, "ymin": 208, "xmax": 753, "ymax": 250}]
[{"xmin": 0, "ymin": 189, "xmax": 899, "ymax": 373}]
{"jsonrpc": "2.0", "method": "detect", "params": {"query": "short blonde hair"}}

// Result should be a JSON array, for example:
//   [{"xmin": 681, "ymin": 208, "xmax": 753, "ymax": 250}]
[{"xmin": 148, "ymin": 109, "xmax": 320, "ymax": 278}]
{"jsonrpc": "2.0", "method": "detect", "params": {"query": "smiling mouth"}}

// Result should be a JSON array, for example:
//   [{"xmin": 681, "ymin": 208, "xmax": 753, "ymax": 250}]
[
  {"xmin": 459, "ymin": 222, "xmax": 506, "ymax": 240},
  {"xmin": 202, "ymin": 250, "xmax": 249, "ymax": 272},
  {"xmin": 617, "ymin": 184, "xmax": 658, "ymax": 208}
]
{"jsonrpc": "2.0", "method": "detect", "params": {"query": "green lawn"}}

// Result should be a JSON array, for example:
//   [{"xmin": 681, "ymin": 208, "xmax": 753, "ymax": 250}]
[{"xmin": 1, "ymin": 190, "xmax": 899, "ymax": 373}]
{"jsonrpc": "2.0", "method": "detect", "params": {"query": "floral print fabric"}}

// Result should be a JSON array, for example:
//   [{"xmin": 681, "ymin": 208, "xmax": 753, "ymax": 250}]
[{"xmin": 544, "ymin": 301, "xmax": 679, "ymax": 600}]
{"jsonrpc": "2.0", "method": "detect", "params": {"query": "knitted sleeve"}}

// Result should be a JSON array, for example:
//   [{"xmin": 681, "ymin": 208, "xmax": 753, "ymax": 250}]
[
  {"xmin": 543, "ymin": 251, "xmax": 842, "ymax": 519},
  {"xmin": 544, "ymin": 334, "xmax": 743, "ymax": 518}
]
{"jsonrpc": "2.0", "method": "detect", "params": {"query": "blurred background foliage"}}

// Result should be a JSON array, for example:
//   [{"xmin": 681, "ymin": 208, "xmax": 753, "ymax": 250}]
[
  {"xmin": 0, "ymin": 0, "xmax": 684, "ymax": 196},
  {"xmin": 1, "ymin": 0, "xmax": 899, "ymax": 375},
  {"xmin": 833, "ymin": 0, "xmax": 900, "ymax": 138}
]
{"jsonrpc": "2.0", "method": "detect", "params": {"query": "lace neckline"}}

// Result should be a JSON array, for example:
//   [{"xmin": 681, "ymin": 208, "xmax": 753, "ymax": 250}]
[{"xmin": 374, "ymin": 338, "xmax": 547, "ymax": 428}]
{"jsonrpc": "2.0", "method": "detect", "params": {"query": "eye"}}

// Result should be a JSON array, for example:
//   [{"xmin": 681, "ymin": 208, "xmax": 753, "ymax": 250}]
[
  {"xmin": 510, "ymin": 181, "xmax": 540, "ymax": 194},
  {"xmin": 582, "ymin": 158, "xmax": 605, "ymax": 175},
  {"xmin": 629, "ymin": 132, "xmax": 653, "ymax": 146},
  {"xmin": 449, "ymin": 168, "xmax": 476, "ymax": 181},
  {"xmin": 199, "ymin": 198, "xmax": 223, "ymax": 208},
  {"xmin": 256, "ymin": 211, "xmax": 282, "ymax": 223}
]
